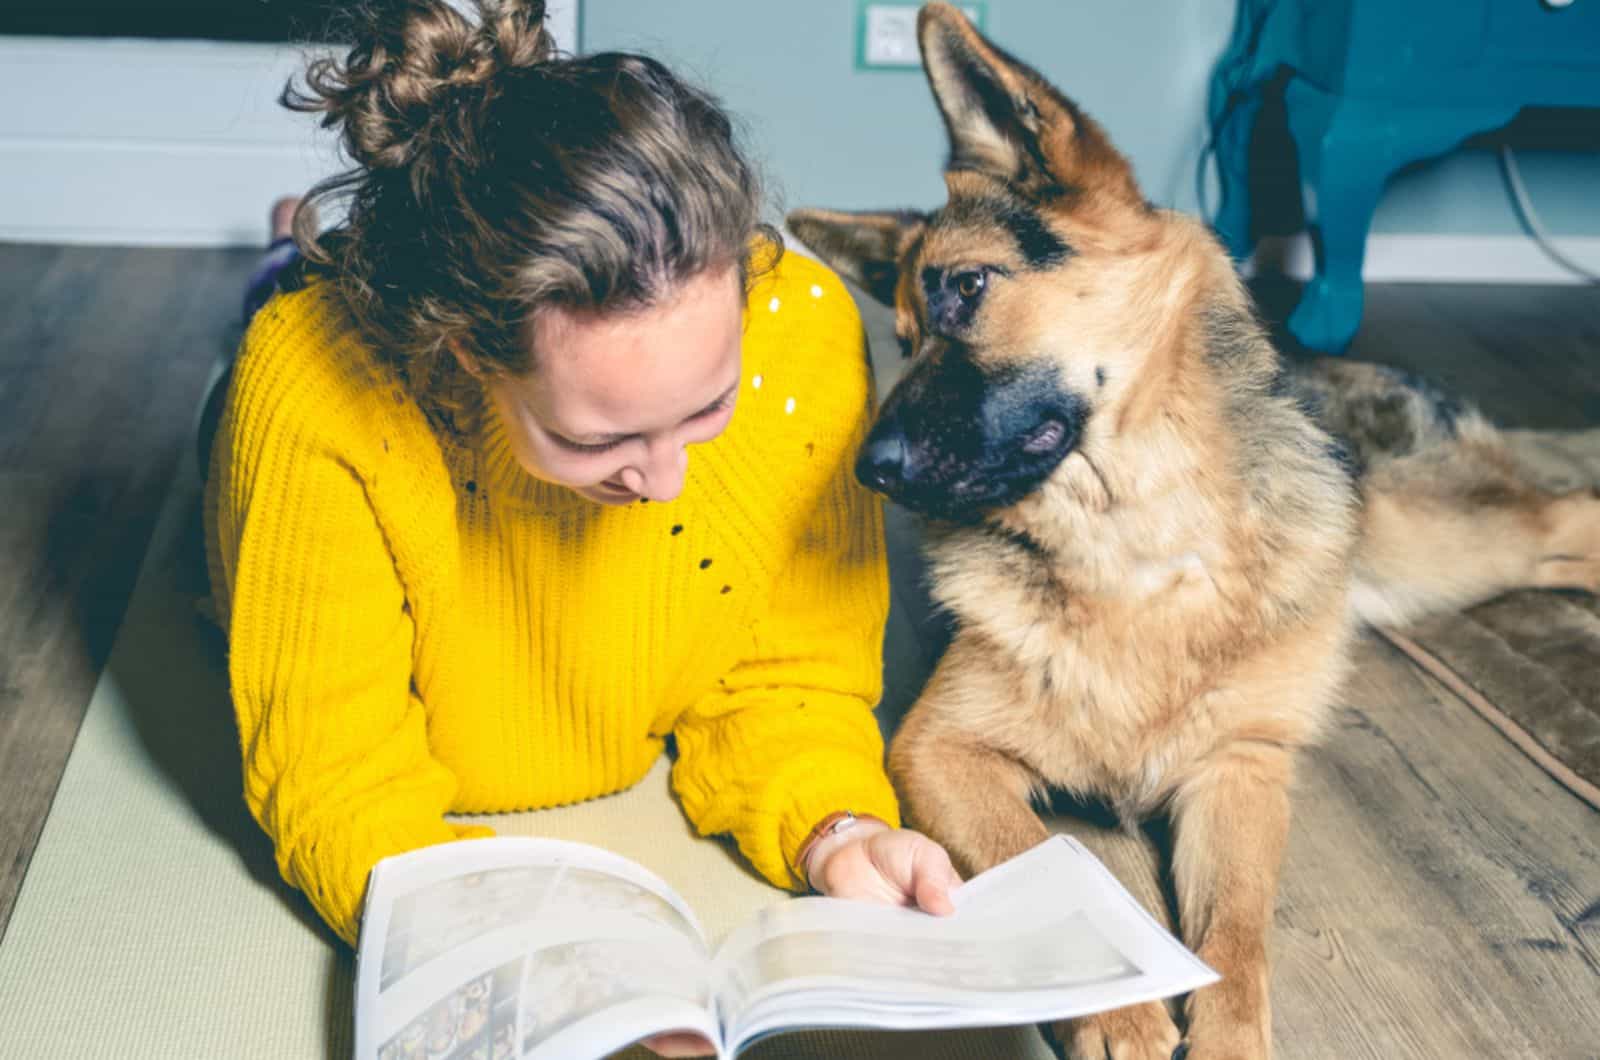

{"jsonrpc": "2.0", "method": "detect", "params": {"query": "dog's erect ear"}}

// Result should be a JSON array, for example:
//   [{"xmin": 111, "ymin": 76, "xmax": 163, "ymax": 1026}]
[
  {"xmin": 786, "ymin": 207, "xmax": 926, "ymax": 307},
  {"xmin": 918, "ymin": 3, "xmax": 1140, "ymax": 204}
]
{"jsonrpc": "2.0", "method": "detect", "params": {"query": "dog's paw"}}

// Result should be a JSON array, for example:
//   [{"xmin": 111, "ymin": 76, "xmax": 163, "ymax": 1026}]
[
  {"xmin": 1535, "ymin": 489, "xmax": 1600, "ymax": 594},
  {"xmin": 1050, "ymin": 1000, "xmax": 1180, "ymax": 1060},
  {"xmin": 1536, "ymin": 557, "xmax": 1600, "ymax": 594},
  {"xmin": 1178, "ymin": 1024, "xmax": 1269, "ymax": 1060},
  {"xmin": 1181, "ymin": 987, "xmax": 1270, "ymax": 1060}
]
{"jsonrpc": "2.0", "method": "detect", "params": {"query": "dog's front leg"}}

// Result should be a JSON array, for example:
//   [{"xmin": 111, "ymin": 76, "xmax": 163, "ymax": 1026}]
[
  {"xmin": 888, "ymin": 688, "xmax": 1050, "ymax": 875},
  {"xmin": 1170, "ymin": 746, "xmax": 1293, "ymax": 1060},
  {"xmin": 890, "ymin": 658, "xmax": 1182, "ymax": 1060},
  {"xmin": 896, "ymin": 722, "xmax": 1184, "ymax": 1059}
]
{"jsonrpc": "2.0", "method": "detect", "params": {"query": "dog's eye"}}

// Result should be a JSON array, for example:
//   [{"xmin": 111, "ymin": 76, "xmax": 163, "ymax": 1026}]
[{"xmin": 954, "ymin": 269, "xmax": 986, "ymax": 301}]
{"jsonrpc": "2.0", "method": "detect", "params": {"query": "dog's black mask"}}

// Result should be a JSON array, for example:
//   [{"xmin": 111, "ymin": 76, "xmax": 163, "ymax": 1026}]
[{"xmin": 856, "ymin": 346, "xmax": 1087, "ymax": 520}]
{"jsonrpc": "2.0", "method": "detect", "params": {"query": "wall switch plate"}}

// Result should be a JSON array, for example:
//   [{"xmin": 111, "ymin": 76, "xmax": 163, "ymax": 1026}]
[{"xmin": 856, "ymin": 2, "xmax": 986, "ymax": 70}]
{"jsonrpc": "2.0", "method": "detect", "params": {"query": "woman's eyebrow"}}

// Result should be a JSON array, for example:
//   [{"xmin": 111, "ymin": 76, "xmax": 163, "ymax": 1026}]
[{"xmin": 692, "ymin": 379, "xmax": 741, "ymax": 416}]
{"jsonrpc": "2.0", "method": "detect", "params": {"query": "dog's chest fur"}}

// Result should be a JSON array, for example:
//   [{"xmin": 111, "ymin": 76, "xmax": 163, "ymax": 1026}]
[
  {"xmin": 919, "ymin": 391, "xmax": 1360, "ymax": 810},
  {"xmin": 923, "ymin": 508, "xmax": 1237, "ymax": 803}
]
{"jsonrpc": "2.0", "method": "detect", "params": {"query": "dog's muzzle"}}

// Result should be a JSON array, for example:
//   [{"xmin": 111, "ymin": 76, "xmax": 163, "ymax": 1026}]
[
  {"xmin": 856, "ymin": 395, "xmax": 1086, "ymax": 519},
  {"xmin": 857, "ymin": 432, "xmax": 910, "ymax": 494}
]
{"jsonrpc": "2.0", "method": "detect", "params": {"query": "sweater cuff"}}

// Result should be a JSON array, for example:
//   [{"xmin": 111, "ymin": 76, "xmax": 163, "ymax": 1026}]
[
  {"xmin": 772, "ymin": 754, "xmax": 901, "ymax": 891},
  {"xmin": 285, "ymin": 818, "xmax": 495, "ymax": 946}
]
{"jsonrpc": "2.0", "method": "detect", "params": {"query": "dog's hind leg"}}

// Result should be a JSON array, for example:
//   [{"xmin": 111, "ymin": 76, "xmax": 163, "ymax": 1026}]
[
  {"xmin": 1168, "ymin": 745, "xmax": 1293, "ymax": 1060},
  {"xmin": 1351, "ymin": 434, "xmax": 1600, "ymax": 627}
]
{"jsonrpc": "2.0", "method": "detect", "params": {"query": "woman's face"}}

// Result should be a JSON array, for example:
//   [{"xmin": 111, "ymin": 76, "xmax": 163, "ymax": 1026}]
[{"xmin": 478, "ymin": 266, "xmax": 744, "ymax": 506}]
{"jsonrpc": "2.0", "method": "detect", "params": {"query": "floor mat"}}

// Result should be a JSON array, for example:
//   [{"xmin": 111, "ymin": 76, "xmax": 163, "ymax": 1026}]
[
  {"xmin": 1384, "ymin": 428, "xmax": 1600, "ymax": 812},
  {"xmin": 0, "ymin": 461, "xmax": 1047, "ymax": 1059},
  {"xmin": 1380, "ymin": 593, "xmax": 1600, "ymax": 811}
]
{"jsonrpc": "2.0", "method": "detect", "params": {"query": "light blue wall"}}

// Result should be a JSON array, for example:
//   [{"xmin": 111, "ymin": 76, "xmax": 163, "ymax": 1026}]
[
  {"xmin": 1377, "ymin": 149, "xmax": 1600, "ymax": 238},
  {"xmin": 581, "ymin": 1, "xmax": 1600, "ymax": 239},
  {"xmin": 581, "ymin": 0, "xmax": 1233, "ymax": 218}
]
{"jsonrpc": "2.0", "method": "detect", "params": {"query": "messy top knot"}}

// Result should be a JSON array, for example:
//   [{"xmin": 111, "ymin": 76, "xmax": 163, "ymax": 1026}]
[
  {"xmin": 280, "ymin": 0, "xmax": 778, "ymax": 435},
  {"xmin": 286, "ymin": 0, "xmax": 550, "ymax": 174}
]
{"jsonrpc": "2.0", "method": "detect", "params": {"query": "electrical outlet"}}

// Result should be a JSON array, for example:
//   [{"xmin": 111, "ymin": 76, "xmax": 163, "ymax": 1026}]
[{"xmin": 856, "ymin": 2, "xmax": 986, "ymax": 70}]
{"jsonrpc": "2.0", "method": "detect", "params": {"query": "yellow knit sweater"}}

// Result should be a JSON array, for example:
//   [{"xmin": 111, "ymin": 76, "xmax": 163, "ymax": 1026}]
[{"xmin": 204, "ymin": 251, "xmax": 899, "ymax": 944}]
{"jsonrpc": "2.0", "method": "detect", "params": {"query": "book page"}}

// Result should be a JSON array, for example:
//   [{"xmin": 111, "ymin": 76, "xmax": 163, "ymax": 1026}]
[
  {"xmin": 355, "ymin": 838, "xmax": 724, "ymax": 1060},
  {"xmin": 714, "ymin": 836, "xmax": 1217, "ymax": 1051}
]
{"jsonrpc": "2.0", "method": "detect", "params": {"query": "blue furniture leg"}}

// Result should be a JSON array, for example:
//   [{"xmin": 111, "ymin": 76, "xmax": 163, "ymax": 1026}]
[
  {"xmin": 1282, "ymin": 79, "xmax": 1377, "ymax": 352},
  {"xmin": 1206, "ymin": 0, "xmax": 1284, "ymax": 261},
  {"xmin": 1283, "ymin": 76, "xmax": 1518, "ymax": 352},
  {"xmin": 1210, "ymin": 83, "xmax": 1267, "ymax": 262}
]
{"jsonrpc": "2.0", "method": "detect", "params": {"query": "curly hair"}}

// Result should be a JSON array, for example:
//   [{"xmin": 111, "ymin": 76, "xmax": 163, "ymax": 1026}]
[{"xmin": 282, "ymin": 0, "xmax": 778, "ymax": 428}]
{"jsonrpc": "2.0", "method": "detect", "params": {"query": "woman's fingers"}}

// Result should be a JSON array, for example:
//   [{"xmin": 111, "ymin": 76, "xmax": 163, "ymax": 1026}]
[
  {"xmin": 859, "ymin": 829, "xmax": 962, "ymax": 914},
  {"xmin": 642, "ymin": 1031, "xmax": 717, "ymax": 1057},
  {"xmin": 813, "ymin": 827, "xmax": 965, "ymax": 916},
  {"xmin": 910, "ymin": 840, "xmax": 961, "ymax": 915}
]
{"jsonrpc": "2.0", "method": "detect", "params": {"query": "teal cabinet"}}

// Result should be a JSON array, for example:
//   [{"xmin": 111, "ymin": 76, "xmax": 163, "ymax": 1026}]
[{"xmin": 1210, "ymin": 0, "xmax": 1600, "ymax": 351}]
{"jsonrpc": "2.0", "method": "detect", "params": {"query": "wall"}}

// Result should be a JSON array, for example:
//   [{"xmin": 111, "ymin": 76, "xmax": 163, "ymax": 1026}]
[
  {"xmin": 0, "ymin": 0, "xmax": 1594, "ymax": 271},
  {"xmin": 582, "ymin": 0, "xmax": 1599, "ymax": 253},
  {"xmin": 0, "ymin": 36, "xmax": 335, "ymax": 245},
  {"xmin": 0, "ymin": 2, "xmax": 577, "ymax": 246},
  {"xmin": 585, "ymin": 0, "xmax": 1235, "ymax": 220}
]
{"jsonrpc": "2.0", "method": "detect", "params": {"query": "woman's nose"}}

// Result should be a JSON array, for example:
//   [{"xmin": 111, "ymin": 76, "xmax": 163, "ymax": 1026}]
[{"xmin": 634, "ymin": 441, "xmax": 688, "ymax": 502}]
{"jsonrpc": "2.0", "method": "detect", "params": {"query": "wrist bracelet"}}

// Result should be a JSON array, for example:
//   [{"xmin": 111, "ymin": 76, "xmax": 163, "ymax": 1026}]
[{"xmin": 795, "ymin": 810, "xmax": 889, "ymax": 889}]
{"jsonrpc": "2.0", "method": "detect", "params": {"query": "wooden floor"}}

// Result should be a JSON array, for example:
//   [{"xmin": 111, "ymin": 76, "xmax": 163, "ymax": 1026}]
[
  {"xmin": 1254, "ymin": 273, "xmax": 1600, "ymax": 429},
  {"xmin": 0, "ymin": 245, "xmax": 1597, "ymax": 1057},
  {"xmin": 0, "ymin": 243, "xmax": 256, "ymax": 935}
]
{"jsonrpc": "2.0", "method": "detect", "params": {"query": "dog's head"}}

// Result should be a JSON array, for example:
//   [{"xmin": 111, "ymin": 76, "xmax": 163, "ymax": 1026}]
[{"xmin": 790, "ymin": 3, "xmax": 1174, "ymax": 521}]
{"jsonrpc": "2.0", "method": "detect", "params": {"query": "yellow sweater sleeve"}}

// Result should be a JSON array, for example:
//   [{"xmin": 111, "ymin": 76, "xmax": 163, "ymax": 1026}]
[
  {"xmin": 208, "ymin": 397, "xmax": 490, "ymax": 945},
  {"xmin": 669, "ymin": 314, "xmax": 900, "ymax": 890}
]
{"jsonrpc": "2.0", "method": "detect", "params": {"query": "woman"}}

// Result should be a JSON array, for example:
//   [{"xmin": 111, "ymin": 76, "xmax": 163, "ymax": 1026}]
[{"xmin": 203, "ymin": 0, "xmax": 958, "ymax": 975}]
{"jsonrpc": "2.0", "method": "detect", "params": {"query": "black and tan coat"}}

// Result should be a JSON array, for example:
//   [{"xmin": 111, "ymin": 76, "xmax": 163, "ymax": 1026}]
[{"xmin": 788, "ymin": 6, "xmax": 1600, "ymax": 1059}]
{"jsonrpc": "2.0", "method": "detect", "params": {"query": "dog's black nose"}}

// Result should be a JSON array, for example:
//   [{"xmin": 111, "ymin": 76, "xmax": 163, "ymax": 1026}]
[{"xmin": 856, "ymin": 430, "xmax": 908, "ymax": 493}]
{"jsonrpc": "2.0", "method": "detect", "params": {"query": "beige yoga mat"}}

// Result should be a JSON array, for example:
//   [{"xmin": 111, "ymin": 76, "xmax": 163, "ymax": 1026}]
[{"xmin": 0, "ymin": 456, "xmax": 1049, "ymax": 1059}]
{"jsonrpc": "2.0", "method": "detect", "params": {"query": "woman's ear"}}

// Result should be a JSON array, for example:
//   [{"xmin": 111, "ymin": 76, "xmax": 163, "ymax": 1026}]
[{"xmin": 448, "ymin": 338, "xmax": 484, "ymax": 379}]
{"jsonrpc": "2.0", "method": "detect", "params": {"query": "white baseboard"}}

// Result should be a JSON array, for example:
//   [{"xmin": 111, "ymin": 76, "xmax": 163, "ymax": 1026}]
[{"xmin": 1249, "ymin": 233, "xmax": 1600, "ymax": 286}]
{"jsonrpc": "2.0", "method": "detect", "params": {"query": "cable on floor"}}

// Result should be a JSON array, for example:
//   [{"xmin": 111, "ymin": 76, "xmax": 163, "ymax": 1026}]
[{"xmin": 1499, "ymin": 144, "xmax": 1600, "ymax": 284}]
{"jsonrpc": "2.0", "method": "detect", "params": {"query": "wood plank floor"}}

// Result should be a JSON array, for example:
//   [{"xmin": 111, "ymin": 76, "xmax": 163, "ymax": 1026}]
[
  {"xmin": 0, "ymin": 246, "xmax": 1596, "ymax": 1057},
  {"xmin": 1054, "ymin": 631, "xmax": 1600, "ymax": 1060},
  {"xmin": 0, "ymin": 242, "xmax": 255, "ymax": 936}
]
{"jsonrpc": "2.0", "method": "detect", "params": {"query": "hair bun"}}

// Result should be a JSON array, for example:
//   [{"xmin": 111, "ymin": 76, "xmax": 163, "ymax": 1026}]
[{"xmin": 284, "ymin": 0, "xmax": 552, "ymax": 172}]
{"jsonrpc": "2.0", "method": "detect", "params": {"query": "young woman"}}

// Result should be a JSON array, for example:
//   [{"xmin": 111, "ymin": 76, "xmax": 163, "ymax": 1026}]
[{"xmin": 203, "ymin": 0, "xmax": 958, "ymax": 986}]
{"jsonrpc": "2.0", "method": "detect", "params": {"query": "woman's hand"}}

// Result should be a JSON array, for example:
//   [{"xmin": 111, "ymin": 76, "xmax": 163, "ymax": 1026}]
[
  {"xmin": 636, "ymin": 827, "xmax": 959, "ymax": 1057},
  {"xmin": 804, "ymin": 821, "xmax": 962, "ymax": 915}
]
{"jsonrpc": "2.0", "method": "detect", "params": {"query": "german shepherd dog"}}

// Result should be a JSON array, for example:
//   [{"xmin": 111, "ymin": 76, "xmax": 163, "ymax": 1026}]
[{"xmin": 788, "ymin": 5, "xmax": 1600, "ymax": 1058}]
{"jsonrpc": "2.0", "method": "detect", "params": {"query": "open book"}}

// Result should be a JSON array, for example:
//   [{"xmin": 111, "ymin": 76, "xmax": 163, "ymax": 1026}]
[{"xmin": 355, "ymin": 835, "xmax": 1217, "ymax": 1060}]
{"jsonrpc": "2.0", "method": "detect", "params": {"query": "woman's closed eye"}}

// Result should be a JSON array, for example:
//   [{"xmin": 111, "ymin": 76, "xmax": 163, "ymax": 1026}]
[
  {"xmin": 551, "ymin": 390, "xmax": 736, "ymax": 455},
  {"xmin": 553, "ymin": 435, "xmax": 624, "ymax": 455}
]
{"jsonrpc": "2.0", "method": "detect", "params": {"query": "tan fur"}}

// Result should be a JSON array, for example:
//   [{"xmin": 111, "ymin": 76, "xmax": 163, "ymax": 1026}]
[{"xmin": 790, "ymin": 6, "xmax": 1600, "ymax": 1058}]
